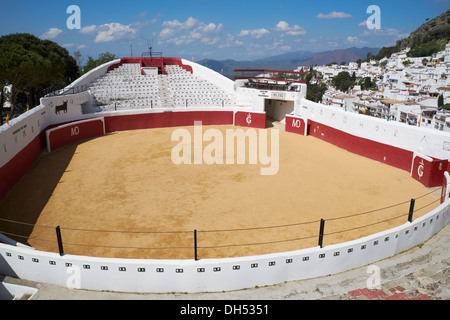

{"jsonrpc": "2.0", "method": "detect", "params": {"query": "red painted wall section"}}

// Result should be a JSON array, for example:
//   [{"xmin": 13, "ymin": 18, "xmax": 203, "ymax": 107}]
[
  {"xmin": 0, "ymin": 133, "xmax": 43, "ymax": 200},
  {"xmin": 160, "ymin": 58, "xmax": 193, "ymax": 74},
  {"xmin": 234, "ymin": 111, "xmax": 266, "ymax": 129},
  {"xmin": 0, "ymin": 111, "xmax": 232, "ymax": 200},
  {"xmin": 285, "ymin": 115, "xmax": 308, "ymax": 136},
  {"xmin": 299, "ymin": 120, "xmax": 415, "ymax": 172},
  {"xmin": 411, "ymin": 155, "xmax": 447, "ymax": 187},
  {"xmin": 46, "ymin": 118, "xmax": 105, "ymax": 153},
  {"xmin": 107, "ymin": 57, "xmax": 193, "ymax": 75},
  {"xmin": 104, "ymin": 111, "xmax": 234, "ymax": 133}
]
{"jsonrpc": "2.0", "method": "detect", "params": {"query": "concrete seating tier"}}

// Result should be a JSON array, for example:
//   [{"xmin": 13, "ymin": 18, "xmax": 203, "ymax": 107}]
[{"xmin": 85, "ymin": 63, "xmax": 235, "ymax": 112}]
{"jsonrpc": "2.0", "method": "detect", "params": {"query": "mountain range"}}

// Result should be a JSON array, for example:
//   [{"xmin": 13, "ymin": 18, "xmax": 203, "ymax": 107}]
[
  {"xmin": 198, "ymin": 47, "xmax": 380, "ymax": 78},
  {"xmin": 200, "ymin": 9, "xmax": 449, "ymax": 79}
]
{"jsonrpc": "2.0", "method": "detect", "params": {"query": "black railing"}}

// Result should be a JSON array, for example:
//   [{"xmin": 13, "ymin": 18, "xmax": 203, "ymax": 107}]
[
  {"xmin": 45, "ymin": 84, "xmax": 89, "ymax": 98},
  {"xmin": 0, "ymin": 188, "xmax": 443, "ymax": 261}
]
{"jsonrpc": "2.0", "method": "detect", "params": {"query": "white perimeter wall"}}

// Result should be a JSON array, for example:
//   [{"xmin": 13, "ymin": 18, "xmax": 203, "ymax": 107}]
[
  {"xmin": 297, "ymin": 98, "xmax": 450, "ymax": 161},
  {"xmin": 1, "ymin": 196, "xmax": 448, "ymax": 293}
]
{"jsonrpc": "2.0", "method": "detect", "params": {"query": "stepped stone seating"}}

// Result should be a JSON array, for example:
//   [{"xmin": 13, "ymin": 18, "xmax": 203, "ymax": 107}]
[
  {"xmin": 165, "ymin": 65, "xmax": 235, "ymax": 108},
  {"xmin": 84, "ymin": 63, "xmax": 235, "ymax": 113}
]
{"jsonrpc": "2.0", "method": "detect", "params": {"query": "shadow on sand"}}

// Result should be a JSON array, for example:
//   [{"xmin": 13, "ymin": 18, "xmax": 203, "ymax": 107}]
[{"xmin": 0, "ymin": 143, "xmax": 79, "ymax": 246}]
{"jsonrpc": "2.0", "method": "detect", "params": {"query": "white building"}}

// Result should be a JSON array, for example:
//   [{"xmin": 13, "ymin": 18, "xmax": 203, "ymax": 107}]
[{"xmin": 445, "ymin": 41, "xmax": 450, "ymax": 62}]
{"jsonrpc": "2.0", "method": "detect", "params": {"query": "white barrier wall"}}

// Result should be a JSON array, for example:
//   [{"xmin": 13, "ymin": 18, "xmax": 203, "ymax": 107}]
[
  {"xmin": 1, "ymin": 197, "xmax": 448, "ymax": 293},
  {"xmin": 40, "ymin": 91, "xmax": 91, "ymax": 124},
  {"xmin": 0, "ymin": 105, "xmax": 48, "ymax": 168},
  {"xmin": 297, "ymin": 99, "xmax": 450, "ymax": 161}
]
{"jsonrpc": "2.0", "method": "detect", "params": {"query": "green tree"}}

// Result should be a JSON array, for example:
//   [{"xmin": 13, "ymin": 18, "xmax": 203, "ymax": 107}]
[
  {"xmin": 83, "ymin": 52, "xmax": 118, "ymax": 74},
  {"xmin": 306, "ymin": 83, "xmax": 327, "ymax": 102},
  {"xmin": 365, "ymin": 52, "xmax": 374, "ymax": 61},
  {"xmin": 305, "ymin": 72, "xmax": 313, "ymax": 85},
  {"xmin": 332, "ymin": 71, "xmax": 354, "ymax": 92},
  {"xmin": 0, "ymin": 33, "xmax": 79, "ymax": 115},
  {"xmin": 402, "ymin": 60, "xmax": 413, "ymax": 67},
  {"xmin": 356, "ymin": 58, "xmax": 362, "ymax": 68},
  {"xmin": 438, "ymin": 94, "xmax": 444, "ymax": 108},
  {"xmin": 360, "ymin": 77, "xmax": 376, "ymax": 90}
]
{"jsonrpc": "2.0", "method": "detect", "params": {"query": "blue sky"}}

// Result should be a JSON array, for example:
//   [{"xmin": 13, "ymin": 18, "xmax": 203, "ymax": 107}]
[{"xmin": 1, "ymin": 0, "xmax": 449, "ymax": 62}]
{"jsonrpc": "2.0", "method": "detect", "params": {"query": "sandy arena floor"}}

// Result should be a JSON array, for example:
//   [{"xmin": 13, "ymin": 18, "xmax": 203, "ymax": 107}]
[{"xmin": 0, "ymin": 125, "xmax": 441, "ymax": 260}]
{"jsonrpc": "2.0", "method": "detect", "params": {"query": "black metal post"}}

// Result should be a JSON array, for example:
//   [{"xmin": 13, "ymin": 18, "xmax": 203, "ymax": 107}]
[
  {"xmin": 318, "ymin": 219, "xmax": 325, "ymax": 248},
  {"xmin": 194, "ymin": 229, "xmax": 198, "ymax": 261},
  {"xmin": 408, "ymin": 198, "xmax": 415, "ymax": 223},
  {"xmin": 55, "ymin": 226, "xmax": 64, "ymax": 256}
]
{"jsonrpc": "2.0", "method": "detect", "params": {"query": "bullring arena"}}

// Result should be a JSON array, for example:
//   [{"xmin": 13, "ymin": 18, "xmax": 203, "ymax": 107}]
[
  {"xmin": 0, "ymin": 57, "xmax": 449, "ymax": 293},
  {"xmin": 0, "ymin": 125, "xmax": 442, "ymax": 260}
]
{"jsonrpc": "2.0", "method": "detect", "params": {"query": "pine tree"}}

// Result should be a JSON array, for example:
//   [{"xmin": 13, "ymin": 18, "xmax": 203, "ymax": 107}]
[{"xmin": 438, "ymin": 94, "xmax": 444, "ymax": 109}]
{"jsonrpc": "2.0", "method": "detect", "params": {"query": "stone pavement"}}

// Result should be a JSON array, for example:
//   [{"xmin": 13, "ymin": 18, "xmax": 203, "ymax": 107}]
[{"xmin": 1, "ymin": 223, "xmax": 449, "ymax": 300}]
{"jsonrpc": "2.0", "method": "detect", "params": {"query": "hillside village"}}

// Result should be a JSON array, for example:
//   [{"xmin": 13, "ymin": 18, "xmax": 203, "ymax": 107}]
[{"xmin": 300, "ymin": 41, "xmax": 450, "ymax": 132}]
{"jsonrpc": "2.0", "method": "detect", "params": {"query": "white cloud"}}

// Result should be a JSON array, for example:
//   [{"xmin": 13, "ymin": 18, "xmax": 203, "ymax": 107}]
[
  {"xmin": 237, "ymin": 28, "xmax": 270, "ymax": 39},
  {"xmin": 80, "ymin": 25, "xmax": 98, "ymax": 34},
  {"xmin": 160, "ymin": 17, "xmax": 199, "ymax": 37},
  {"xmin": 166, "ymin": 36, "xmax": 194, "ymax": 45},
  {"xmin": 274, "ymin": 21, "xmax": 290, "ymax": 32},
  {"xmin": 41, "ymin": 28, "xmax": 63, "ymax": 39},
  {"xmin": 94, "ymin": 23, "xmax": 137, "ymax": 43},
  {"xmin": 316, "ymin": 11, "xmax": 352, "ymax": 19},
  {"xmin": 137, "ymin": 11, "xmax": 148, "ymax": 20},
  {"xmin": 361, "ymin": 27, "xmax": 408, "ymax": 39},
  {"xmin": 274, "ymin": 21, "xmax": 306, "ymax": 36},
  {"xmin": 346, "ymin": 36, "xmax": 368, "ymax": 45},
  {"xmin": 358, "ymin": 20, "xmax": 368, "ymax": 28},
  {"xmin": 199, "ymin": 22, "xmax": 224, "ymax": 34},
  {"xmin": 218, "ymin": 34, "xmax": 243, "ymax": 48},
  {"xmin": 160, "ymin": 27, "xmax": 176, "ymax": 38},
  {"xmin": 159, "ymin": 17, "xmax": 225, "ymax": 46},
  {"xmin": 286, "ymin": 28, "xmax": 306, "ymax": 36},
  {"xmin": 190, "ymin": 31, "xmax": 203, "ymax": 39},
  {"xmin": 63, "ymin": 43, "xmax": 87, "ymax": 50},
  {"xmin": 80, "ymin": 23, "xmax": 138, "ymax": 43},
  {"xmin": 201, "ymin": 37, "xmax": 220, "ymax": 45}
]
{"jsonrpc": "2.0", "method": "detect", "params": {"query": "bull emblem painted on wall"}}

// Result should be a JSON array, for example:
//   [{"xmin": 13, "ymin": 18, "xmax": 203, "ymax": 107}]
[{"xmin": 55, "ymin": 101, "xmax": 68, "ymax": 115}]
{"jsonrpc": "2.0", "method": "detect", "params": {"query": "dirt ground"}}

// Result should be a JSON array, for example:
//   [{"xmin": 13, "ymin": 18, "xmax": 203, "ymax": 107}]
[{"xmin": 0, "ymin": 125, "xmax": 441, "ymax": 260}]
